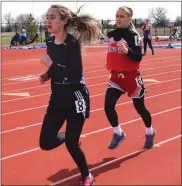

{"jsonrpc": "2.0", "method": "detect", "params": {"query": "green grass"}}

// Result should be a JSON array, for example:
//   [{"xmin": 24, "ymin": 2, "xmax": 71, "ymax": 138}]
[
  {"xmin": 1, "ymin": 35, "xmax": 12, "ymax": 45},
  {"xmin": 1, "ymin": 32, "xmax": 45, "ymax": 46}
]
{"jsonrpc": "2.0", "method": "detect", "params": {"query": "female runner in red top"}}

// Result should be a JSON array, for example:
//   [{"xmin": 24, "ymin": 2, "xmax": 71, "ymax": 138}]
[{"xmin": 105, "ymin": 6, "xmax": 156, "ymax": 150}]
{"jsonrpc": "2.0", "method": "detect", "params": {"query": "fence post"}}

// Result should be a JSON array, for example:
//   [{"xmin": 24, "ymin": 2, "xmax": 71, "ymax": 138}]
[
  {"xmin": 15, "ymin": 23, "xmax": 17, "ymax": 33},
  {"xmin": 107, "ymin": 20, "xmax": 109, "ymax": 34},
  {"xmin": 155, "ymin": 25, "xmax": 157, "ymax": 37},
  {"xmin": 39, "ymin": 22, "xmax": 42, "ymax": 43},
  {"xmin": 101, "ymin": 19, "xmax": 104, "ymax": 34},
  {"xmin": 134, "ymin": 18, "xmax": 137, "ymax": 27}
]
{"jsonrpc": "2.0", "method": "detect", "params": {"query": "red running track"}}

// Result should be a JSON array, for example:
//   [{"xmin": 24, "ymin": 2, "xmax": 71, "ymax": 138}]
[{"xmin": 1, "ymin": 47, "xmax": 181, "ymax": 185}]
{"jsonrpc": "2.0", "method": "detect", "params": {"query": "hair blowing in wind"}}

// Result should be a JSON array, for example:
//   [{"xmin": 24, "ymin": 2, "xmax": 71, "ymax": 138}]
[{"xmin": 51, "ymin": 4, "xmax": 102, "ymax": 43}]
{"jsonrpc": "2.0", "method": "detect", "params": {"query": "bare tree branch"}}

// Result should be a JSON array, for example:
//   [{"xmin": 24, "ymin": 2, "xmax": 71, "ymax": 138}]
[
  {"xmin": 3, "ymin": 13, "xmax": 14, "ymax": 26},
  {"xmin": 148, "ymin": 7, "xmax": 167, "ymax": 24}
]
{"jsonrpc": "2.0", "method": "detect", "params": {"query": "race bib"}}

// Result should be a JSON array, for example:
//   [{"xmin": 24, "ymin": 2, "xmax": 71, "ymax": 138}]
[
  {"xmin": 135, "ymin": 76, "xmax": 143, "ymax": 86},
  {"xmin": 75, "ymin": 99, "xmax": 86, "ymax": 113},
  {"xmin": 134, "ymin": 36, "xmax": 141, "ymax": 46}
]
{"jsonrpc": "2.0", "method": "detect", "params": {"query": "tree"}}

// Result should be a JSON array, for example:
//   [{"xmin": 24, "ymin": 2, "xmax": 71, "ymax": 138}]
[
  {"xmin": 100, "ymin": 19, "xmax": 113, "ymax": 35},
  {"xmin": 39, "ymin": 13, "xmax": 47, "ymax": 33},
  {"xmin": 134, "ymin": 18, "xmax": 145, "ymax": 27},
  {"xmin": 14, "ymin": 14, "xmax": 30, "ymax": 32},
  {"xmin": 15, "ymin": 14, "xmax": 30, "ymax": 24},
  {"xmin": 174, "ymin": 16, "xmax": 181, "ymax": 26},
  {"xmin": 1, "ymin": 25, "xmax": 4, "ymax": 32},
  {"xmin": 148, "ymin": 7, "xmax": 167, "ymax": 26},
  {"xmin": 27, "ymin": 14, "xmax": 39, "ymax": 42},
  {"xmin": 3, "ymin": 13, "xmax": 14, "ymax": 32},
  {"xmin": 40, "ymin": 13, "xmax": 47, "ymax": 25},
  {"xmin": 157, "ymin": 16, "xmax": 170, "ymax": 27},
  {"xmin": 101, "ymin": 19, "xmax": 112, "ymax": 29}
]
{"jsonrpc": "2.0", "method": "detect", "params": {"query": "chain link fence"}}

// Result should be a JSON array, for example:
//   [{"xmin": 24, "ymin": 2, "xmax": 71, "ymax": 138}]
[
  {"xmin": 1, "ymin": 19, "xmax": 181, "ymax": 44},
  {"xmin": 101, "ymin": 19, "xmax": 181, "ymax": 37}
]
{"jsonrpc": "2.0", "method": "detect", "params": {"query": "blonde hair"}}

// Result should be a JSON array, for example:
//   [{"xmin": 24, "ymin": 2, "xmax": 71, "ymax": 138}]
[
  {"xmin": 117, "ymin": 6, "xmax": 138, "ymax": 34},
  {"xmin": 50, "ymin": 4, "xmax": 102, "ymax": 43}
]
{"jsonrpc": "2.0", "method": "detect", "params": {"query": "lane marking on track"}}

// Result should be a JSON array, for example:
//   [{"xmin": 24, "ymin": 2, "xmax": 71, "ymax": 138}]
[
  {"xmin": 1, "ymin": 79, "xmax": 181, "ymax": 116},
  {"xmin": 143, "ymin": 79, "xmax": 161, "ymax": 83},
  {"xmin": 2, "ymin": 57, "xmax": 180, "ymax": 85},
  {"xmin": 2, "ymin": 63, "xmax": 181, "ymax": 92},
  {"xmin": 9, "ymin": 75, "xmax": 40, "ymax": 82},
  {"xmin": 2, "ymin": 69, "xmax": 181, "ymax": 103},
  {"xmin": 49, "ymin": 134, "xmax": 181, "ymax": 185},
  {"xmin": 1, "ymin": 88, "xmax": 181, "ymax": 134},
  {"xmin": 1, "ymin": 106, "xmax": 181, "ymax": 160},
  {"xmin": 2, "ymin": 92, "xmax": 30, "ymax": 97}
]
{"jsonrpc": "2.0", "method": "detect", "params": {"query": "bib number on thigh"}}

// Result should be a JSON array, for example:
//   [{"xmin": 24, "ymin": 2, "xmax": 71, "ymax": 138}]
[
  {"xmin": 135, "ymin": 76, "xmax": 143, "ymax": 86},
  {"xmin": 75, "ymin": 99, "xmax": 86, "ymax": 113}
]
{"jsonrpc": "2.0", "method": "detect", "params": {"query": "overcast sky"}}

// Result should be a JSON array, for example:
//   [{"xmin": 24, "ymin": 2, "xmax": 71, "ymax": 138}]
[{"xmin": 2, "ymin": 1, "xmax": 181, "ymax": 21}]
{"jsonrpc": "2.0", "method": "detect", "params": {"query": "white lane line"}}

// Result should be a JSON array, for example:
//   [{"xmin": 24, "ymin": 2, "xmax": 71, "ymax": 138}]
[
  {"xmin": 2, "ymin": 63, "xmax": 180, "ymax": 93},
  {"xmin": 2, "ymin": 78, "xmax": 181, "ymax": 116},
  {"xmin": 1, "ymin": 107, "xmax": 181, "ymax": 161},
  {"xmin": 2, "ymin": 58, "xmax": 180, "ymax": 86},
  {"xmin": 50, "ymin": 134, "xmax": 181, "ymax": 185},
  {"xmin": 2, "ymin": 69, "xmax": 181, "ymax": 103}
]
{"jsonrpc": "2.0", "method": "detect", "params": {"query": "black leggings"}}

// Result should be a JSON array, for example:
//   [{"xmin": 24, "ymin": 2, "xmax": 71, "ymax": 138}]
[
  {"xmin": 39, "ymin": 98, "xmax": 89, "ymax": 178},
  {"xmin": 143, "ymin": 37, "xmax": 154, "ymax": 54},
  {"xmin": 104, "ymin": 88, "xmax": 152, "ymax": 128}
]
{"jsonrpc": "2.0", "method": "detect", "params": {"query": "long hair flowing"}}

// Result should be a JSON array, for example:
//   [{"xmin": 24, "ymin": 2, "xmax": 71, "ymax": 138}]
[{"xmin": 51, "ymin": 4, "xmax": 102, "ymax": 43}]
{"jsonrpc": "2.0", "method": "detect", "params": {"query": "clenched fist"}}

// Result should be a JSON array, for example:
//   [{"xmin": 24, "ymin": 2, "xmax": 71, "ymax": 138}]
[{"xmin": 40, "ymin": 72, "xmax": 50, "ymax": 84}]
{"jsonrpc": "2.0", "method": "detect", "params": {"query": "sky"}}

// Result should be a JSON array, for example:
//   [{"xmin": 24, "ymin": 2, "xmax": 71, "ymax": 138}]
[{"xmin": 2, "ymin": 1, "xmax": 181, "ymax": 22}]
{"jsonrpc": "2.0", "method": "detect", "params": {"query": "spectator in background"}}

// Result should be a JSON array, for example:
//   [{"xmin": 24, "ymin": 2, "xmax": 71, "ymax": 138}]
[
  {"xmin": 141, "ymin": 19, "xmax": 154, "ymax": 56},
  {"xmin": 20, "ymin": 26, "xmax": 27, "ymax": 44},
  {"xmin": 169, "ymin": 25, "xmax": 181, "ymax": 41},
  {"xmin": 10, "ymin": 32, "xmax": 20, "ymax": 46}
]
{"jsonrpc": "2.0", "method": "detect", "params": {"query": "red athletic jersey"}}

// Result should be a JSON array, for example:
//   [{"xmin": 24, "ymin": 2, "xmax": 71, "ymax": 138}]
[
  {"xmin": 106, "ymin": 38, "xmax": 140, "ymax": 73},
  {"xmin": 172, "ymin": 26, "xmax": 177, "ymax": 31}
]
